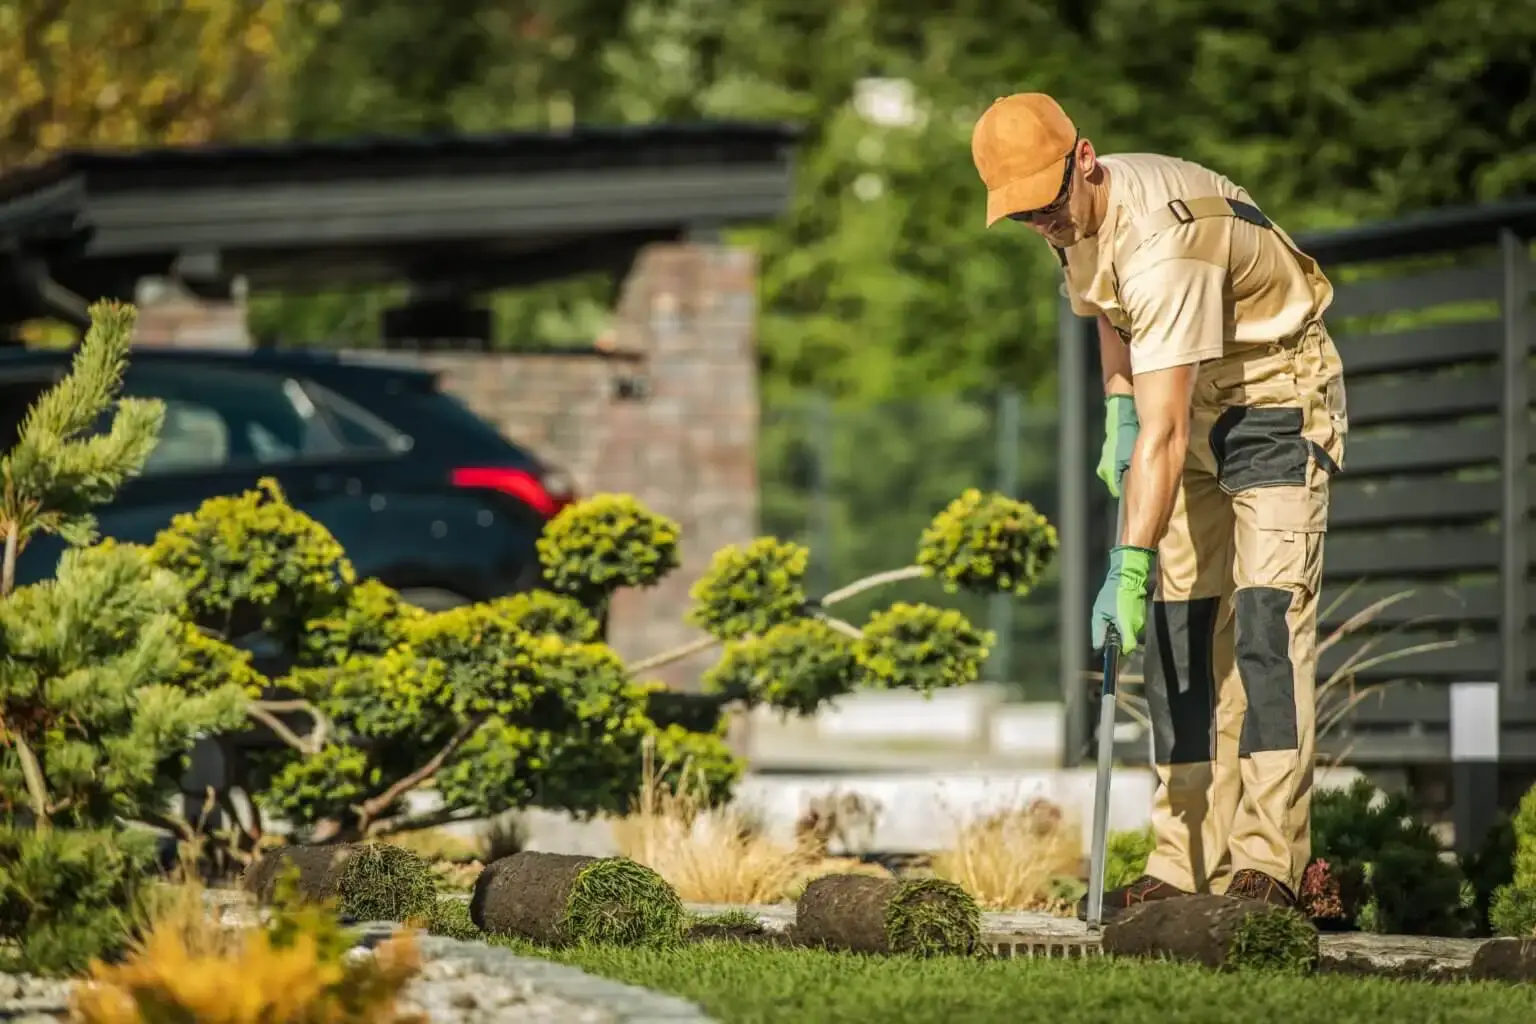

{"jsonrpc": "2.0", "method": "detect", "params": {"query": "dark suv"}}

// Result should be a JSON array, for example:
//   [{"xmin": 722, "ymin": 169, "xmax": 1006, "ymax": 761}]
[{"xmin": 0, "ymin": 346, "xmax": 575, "ymax": 606}]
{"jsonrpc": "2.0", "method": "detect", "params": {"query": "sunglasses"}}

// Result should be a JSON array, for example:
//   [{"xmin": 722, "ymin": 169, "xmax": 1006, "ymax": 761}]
[{"xmin": 1006, "ymin": 142, "xmax": 1078, "ymax": 223}]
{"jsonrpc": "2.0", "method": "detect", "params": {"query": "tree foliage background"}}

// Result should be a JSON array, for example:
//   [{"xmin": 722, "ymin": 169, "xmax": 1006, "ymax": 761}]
[
  {"xmin": 3, "ymin": 0, "xmax": 1531, "ymax": 696},
  {"xmin": 8, "ymin": 0, "xmax": 1527, "ymax": 400}
]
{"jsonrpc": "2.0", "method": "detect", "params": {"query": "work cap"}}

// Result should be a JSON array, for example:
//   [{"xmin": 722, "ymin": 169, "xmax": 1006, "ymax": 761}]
[{"xmin": 971, "ymin": 93, "xmax": 1078, "ymax": 227}]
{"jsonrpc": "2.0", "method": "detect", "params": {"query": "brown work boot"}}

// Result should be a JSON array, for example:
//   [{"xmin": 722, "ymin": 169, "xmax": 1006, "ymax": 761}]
[
  {"xmin": 1077, "ymin": 874, "xmax": 1191, "ymax": 923},
  {"xmin": 1225, "ymin": 868, "xmax": 1298, "ymax": 908}
]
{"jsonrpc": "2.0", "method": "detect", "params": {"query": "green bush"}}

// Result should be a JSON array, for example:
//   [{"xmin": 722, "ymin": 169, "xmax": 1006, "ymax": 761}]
[
  {"xmin": 701, "ymin": 618, "xmax": 857, "ymax": 714},
  {"xmin": 536, "ymin": 493, "xmax": 681, "ymax": 609},
  {"xmin": 853, "ymin": 602, "xmax": 994, "ymax": 694},
  {"xmin": 1489, "ymin": 883, "xmax": 1536, "ymax": 937},
  {"xmin": 1311, "ymin": 779, "xmax": 1471, "ymax": 936},
  {"xmin": 688, "ymin": 537, "xmax": 811, "ymax": 641},
  {"xmin": 488, "ymin": 589, "xmax": 601, "ymax": 643},
  {"xmin": 1510, "ymin": 782, "xmax": 1536, "ymax": 887},
  {"xmin": 1105, "ymin": 826, "xmax": 1156, "ymax": 890},
  {"xmin": 149, "ymin": 477, "xmax": 354, "ymax": 643},
  {"xmin": 0, "ymin": 824, "xmax": 156, "ymax": 976},
  {"xmin": 916, "ymin": 488, "xmax": 1059, "ymax": 596}
]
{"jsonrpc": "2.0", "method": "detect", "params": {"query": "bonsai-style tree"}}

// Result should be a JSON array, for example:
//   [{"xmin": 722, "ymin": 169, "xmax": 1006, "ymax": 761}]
[
  {"xmin": 0, "ymin": 302, "xmax": 252, "ymax": 974},
  {"xmin": 536, "ymin": 487, "xmax": 1059, "ymax": 715},
  {"xmin": 149, "ymin": 483, "xmax": 741, "ymax": 851}
]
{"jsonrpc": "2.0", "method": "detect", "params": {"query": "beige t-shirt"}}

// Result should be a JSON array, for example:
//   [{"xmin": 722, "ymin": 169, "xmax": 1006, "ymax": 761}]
[{"xmin": 1061, "ymin": 154, "xmax": 1333, "ymax": 375}]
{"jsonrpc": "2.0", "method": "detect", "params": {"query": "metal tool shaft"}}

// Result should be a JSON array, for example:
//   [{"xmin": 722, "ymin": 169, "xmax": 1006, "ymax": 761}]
[
  {"xmin": 1085, "ymin": 629, "xmax": 1121, "ymax": 931},
  {"xmin": 1086, "ymin": 494, "xmax": 1130, "ymax": 931}
]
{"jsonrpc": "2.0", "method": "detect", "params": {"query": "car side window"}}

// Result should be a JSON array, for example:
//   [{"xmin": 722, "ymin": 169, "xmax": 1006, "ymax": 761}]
[
  {"xmin": 303, "ymin": 382, "xmax": 407, "ymax": 453},
  {"xmin": 120, "ymin": 367, "xmax": 343, "ymax": 475}
]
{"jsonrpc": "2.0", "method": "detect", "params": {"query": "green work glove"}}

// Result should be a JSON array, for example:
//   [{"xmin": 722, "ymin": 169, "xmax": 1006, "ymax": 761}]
[
  {"xmin": 1097, "ymin": 396, "xmax": 1139, "ymax": 498},
  {"xmin": 1091, "ymin": 545, "xmax": 1155, "ymax": 655}
]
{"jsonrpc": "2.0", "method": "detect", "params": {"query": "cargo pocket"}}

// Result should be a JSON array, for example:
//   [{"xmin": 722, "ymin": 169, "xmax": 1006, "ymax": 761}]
[
  {"xmin": 1234, "ymin": 487, "xmax": 1326, "ymax": 593},
  {"xmin": 1210, "ymin": 406, "xmax": 1311, "ymax": 495}
]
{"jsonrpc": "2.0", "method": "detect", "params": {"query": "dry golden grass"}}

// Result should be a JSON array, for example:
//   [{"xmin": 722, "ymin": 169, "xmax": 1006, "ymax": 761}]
[
  {"xmin": 930, "ymin": 798, "xmax": 1083, "ymax": 912},
  {"xmin": 611, "ymin": 746, "xmax": 886, "ymax": 905},
  {"xmin": 72, "ymin": 856, "xmax": 424, "ymax": 1023}
]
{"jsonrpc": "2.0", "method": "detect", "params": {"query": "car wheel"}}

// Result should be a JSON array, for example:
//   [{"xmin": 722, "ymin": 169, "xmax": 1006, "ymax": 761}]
[{"xmin": 397, "ymin": 587, "xmax": 475, "ymax": 611}]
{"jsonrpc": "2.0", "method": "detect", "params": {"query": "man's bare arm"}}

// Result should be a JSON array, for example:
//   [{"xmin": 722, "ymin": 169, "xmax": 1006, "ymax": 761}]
[
  {"xmin": 1098, "ymin": 315, "xmax": 1133, "ymax": 397},
  {"xmin": 1121, "ymin": 363, "xmax": 1198, "ymax": 549}
]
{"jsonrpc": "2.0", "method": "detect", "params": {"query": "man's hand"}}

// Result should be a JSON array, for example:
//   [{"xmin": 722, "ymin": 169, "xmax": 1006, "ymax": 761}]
[
  {"xmin": 1097, "ymin": 396, "xmax": 1139, "ymax": 497},
  {"xmin": 1122, "ymin": 363, "xmax": 1198, "ymax": 550},
  {"xmin": 1091, "ymin": 545, "xmax": 1155, "ymax": 654}
]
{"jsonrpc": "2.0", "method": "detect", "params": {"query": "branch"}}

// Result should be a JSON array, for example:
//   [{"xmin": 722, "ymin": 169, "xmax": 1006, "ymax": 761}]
[
  {"xmin": 626, "ymin": 634, "xmax": 720, "ymax": 676},
  {"xmin": 252, "ymin": 699, "xmax": 331, "ymax": 750},
  {"xmin": 352, "ymin": 714, "xmax": 489, "ymax": 830},
  {"xmin": 13, "ymin": 735, "xmax": 50, "ymax": 828},
  {"xmin": 372, "ymin": 805, "xmax": 483, "ymax": 838},
  {"xmin": 247, "ymin": 705, "xmax": 318, "ymax": 755},
  {"xmin": 821, "ymin": 565, "xmax": 928, "ymax": 606},
  {"xmin": 812, "ymin": 612, "xmax": 864, "ymax": 640}
]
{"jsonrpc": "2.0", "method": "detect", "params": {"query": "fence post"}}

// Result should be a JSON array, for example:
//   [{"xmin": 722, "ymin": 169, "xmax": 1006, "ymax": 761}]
[
  {"xmin": 1058, "ymin": 296, "xmax": 1092, "ymax": 767},
  {"xmin": 989, "ymin": 388, "xmax": 1021, "ymax": 686},
  {"xmin": 1455, "ymin": 230, "xmax": 1535, "ymax": 851}
]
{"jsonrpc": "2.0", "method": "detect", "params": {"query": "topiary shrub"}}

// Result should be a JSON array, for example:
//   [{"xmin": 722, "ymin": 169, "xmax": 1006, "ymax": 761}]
[
  {"xmin": 1309, "ymin": 778, "xmax": 1472, "ymax": 935},
  {"xmin": 701, "ymin": 618, "xmax": 858, "ymax": 714},
  {"xmin": 487, "ymin": 589, "xmax": 601, "ymax": 643},
  {"xmin": 687, "ymin": 537, "xmax": 811, "ymax": 641},
  {"xmin": 536, "ymin": 493, "xmax": 681, "ymax": 611},
  {"xmin": 853, "ymin": 602, "xmax": 994, "ymax": 694},
  {"xmin": 916, "ymin": 489, "xmax": 1059, "ymax": 595},
  {"xmin": 634, "ymin": 485, "xmax": 1057, "ymax": 721},
  {"xmin": 334, "ymin": 841, "xmax": 439, "ymax": 923}
]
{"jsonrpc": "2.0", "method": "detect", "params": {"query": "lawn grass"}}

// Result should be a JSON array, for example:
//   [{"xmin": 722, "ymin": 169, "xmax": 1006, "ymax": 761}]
[{"xmin": 510, "ymin": 939, "xmax": 1536, "ymax": 1024}]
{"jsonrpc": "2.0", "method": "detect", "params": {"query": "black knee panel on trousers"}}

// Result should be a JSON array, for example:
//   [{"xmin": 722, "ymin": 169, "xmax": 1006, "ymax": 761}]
[
  {"xmin": 1235, "ymin": 586, "xmax": 1299, "ymax": 755},
  {"xmin": 1143, "ymin": 597, "xmax": 1219, "ymax": 766}
]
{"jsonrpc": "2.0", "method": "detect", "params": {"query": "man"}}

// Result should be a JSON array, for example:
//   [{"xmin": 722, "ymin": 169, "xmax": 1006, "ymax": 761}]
[{"xmin": 970, "ymin": 93, "xmax": 1348, "ymax": 918}]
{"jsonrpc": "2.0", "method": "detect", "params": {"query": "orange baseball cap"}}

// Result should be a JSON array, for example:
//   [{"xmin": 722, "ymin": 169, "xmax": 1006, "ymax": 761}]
[{"xmin": 971, "ymin": 93, "xmax": 1078, "ymax": 227}]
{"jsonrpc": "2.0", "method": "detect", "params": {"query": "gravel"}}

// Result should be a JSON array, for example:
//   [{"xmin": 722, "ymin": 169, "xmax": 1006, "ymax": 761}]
[{"xmin": 1, "ymin": 929, "xmax": 715, "ymax": 1024}]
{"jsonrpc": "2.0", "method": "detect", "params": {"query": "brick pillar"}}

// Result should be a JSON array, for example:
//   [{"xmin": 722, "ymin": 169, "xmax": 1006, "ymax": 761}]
[
  {"xmin": 382, "ymin": 244, "xmax": 761, "ymax": 691},
  {"xmin": 598, "ymin": 245, "xmax": 760, "ymax": 690}
]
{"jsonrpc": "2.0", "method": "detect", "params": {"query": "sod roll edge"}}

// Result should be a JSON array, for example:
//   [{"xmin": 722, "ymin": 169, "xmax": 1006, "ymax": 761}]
[
  {"xmin": 795, "ymin": 873, "xmax": 982, "ymax": 956},
  {"xmin": 1101, "ymin": 894, "xmax": 1320, "ymax": 971},
  {"xmin": 469, "ymin": 851, "xmax": 686, "ymax": 947}
]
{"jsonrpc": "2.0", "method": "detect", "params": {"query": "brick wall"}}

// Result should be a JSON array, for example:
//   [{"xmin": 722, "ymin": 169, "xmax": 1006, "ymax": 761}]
[
  {"xmin": 133, "ymin": 244, "xmax": 760, "ymax": 690},
  {"xmin": 407, "ymin": 245, "xmax": 760, "ymax": 687}
]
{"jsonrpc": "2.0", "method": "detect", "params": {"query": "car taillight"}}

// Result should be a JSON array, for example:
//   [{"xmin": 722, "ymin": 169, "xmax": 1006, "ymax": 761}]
[{"xmin": 450, "ymin": 466, "xmax": 570, "ymax": 519}]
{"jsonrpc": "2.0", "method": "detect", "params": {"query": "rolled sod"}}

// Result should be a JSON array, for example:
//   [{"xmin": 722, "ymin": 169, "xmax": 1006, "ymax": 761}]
[
  {"xmin": 1470, "ymin": 938, "xmax": 1536, "ymax": 983},
  {"xmin": 1101, "ymin": 894, "xmax": 1320, "ymax": 972},
  {"xmin": 469, "ymin": 851, "xmax": 686, "ymax": 947},
  {"xmin": 242, "ymin": 843, "xmax": 360, "ymax": 905},
  {"xmin": 795, "ymin": 874, "xmax": 982, "ymax": 956},
  {"xmin": 334, "ymin": 841, "xmax": 439, "ymax": 922}
]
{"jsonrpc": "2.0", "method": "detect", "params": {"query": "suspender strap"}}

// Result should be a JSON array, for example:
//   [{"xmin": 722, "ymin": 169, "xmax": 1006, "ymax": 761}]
[{"xmin": 1117, "ymin": 196, "xmax": 1273, "ymax": 263}]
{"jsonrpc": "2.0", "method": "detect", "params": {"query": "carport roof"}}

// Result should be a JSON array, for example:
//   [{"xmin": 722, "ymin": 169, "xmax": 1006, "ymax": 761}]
[{"xmin": 0, "ymin": 121, "xmax": 800, "ymax": 299}]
